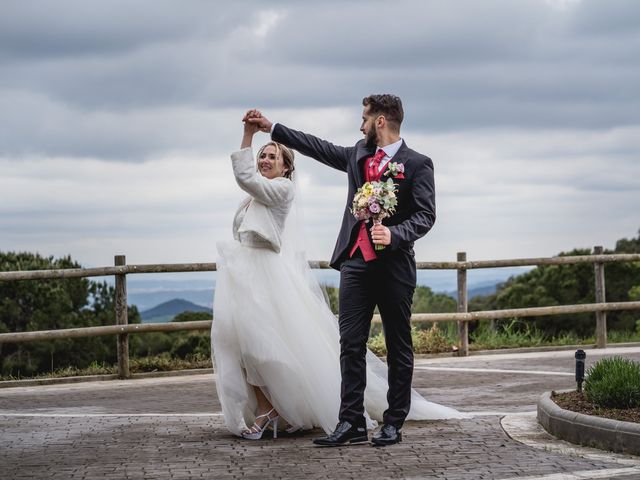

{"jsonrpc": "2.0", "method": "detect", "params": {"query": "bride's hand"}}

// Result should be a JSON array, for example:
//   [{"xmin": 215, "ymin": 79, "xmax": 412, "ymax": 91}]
[
  {"xmin": 243, "ymin": 119, "xmax": 260, "ymax": 136},
  {"xmin": 243, "ymin": 109, "xmax": 261, "ymax": 136}
]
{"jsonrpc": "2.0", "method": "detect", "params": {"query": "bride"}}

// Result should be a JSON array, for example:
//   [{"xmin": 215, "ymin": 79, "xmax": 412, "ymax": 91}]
[{"xmin": 211, "ymin": 111, "xmax": 463, "ymax": 441}]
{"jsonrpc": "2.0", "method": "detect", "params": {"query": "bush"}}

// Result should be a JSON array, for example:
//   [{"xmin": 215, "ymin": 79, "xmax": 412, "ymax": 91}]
[
  {"xmin": 170, "ymin": 332, "xmax": 211, "ymax": 359},
  {"xmin": 130, "ymin": 353, "xmax": 211, "ymax": 372},
  {"xmin": 584, "ymin": 356, "xmax": 640, "ymax": 409},
  {"xmin": 413, "ymin": 324, "xmax": 453, "ymax": 353},
  {"xmin": 367, "ymin": 324, "xmax": 455, "ymax": 355}
]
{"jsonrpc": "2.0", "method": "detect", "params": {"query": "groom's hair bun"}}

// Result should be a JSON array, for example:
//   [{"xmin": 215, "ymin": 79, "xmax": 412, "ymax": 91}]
[{"xmin": 362, "ymin": 94, "xmax": 404, "ymax": 131}]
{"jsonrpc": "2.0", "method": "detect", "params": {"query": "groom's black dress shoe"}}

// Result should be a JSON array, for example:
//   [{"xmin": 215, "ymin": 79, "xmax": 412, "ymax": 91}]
[
  {"xmin": 312, "ymin": 421, "xmax": 368, "ymax": 447},
  {"xmin": 371, "ymin": 424, "xmax": 402, "ymax": 446}
]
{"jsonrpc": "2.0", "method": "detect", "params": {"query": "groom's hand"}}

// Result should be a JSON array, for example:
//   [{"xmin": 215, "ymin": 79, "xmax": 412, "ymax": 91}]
[{"xmin": 371, "ymin": 224, "xmax": 391, "ymax": 246}]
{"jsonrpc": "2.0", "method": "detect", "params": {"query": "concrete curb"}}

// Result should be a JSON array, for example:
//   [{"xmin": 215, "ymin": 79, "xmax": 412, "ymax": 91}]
[
  {"xmin": 0, "ymin": 368, "xmax": 214, "ymax": 389},
  {"xmin": 537, "ymin": 390, "xmax": 640, "ymax": 456},
  {"xmin": 2, "ymin": 342, "xmax": 639, "ymax": 389}
]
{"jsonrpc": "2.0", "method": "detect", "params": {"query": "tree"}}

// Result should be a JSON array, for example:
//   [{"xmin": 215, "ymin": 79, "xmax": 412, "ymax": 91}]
[
  {"xmin": 173, "ymin": 311, "xmax": 212, "ymax": 322},
  {"xmin": 615, "ymin": 229, "xmax": 640, "ymax": 253},
  {"xmin": 468, "ymin": 229, "xmax": 640, "ymax": 338},
  {"xmin": 0, "ymin": 252, "xmax": 140, "ymax": 377},
  {"xmin": 412, "ymin": 286, "xmax": 456, "ymax": 314}
]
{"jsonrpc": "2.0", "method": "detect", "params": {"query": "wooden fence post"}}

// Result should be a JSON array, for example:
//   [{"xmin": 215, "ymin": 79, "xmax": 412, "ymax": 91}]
[
  {"xmin": 594, "ymin": 246, "xmax": 607, "ymax": 348},
  {"xmin": 115, "ymin": 255, "xmax": 130, "ymax": 378},
  {"xmin": 457, "ymin": 252, "xmax": 469, "ymax": 356}
]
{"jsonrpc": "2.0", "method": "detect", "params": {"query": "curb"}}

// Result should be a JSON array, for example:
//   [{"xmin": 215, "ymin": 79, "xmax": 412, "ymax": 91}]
[
  {"xmin": 0, "ymin": 368, "xmax": 214, "ymax": 389},
  {"xmin": 462, "ymin": 341, "xmax": 640, "ymax": 357},
  {"xmin": 413, "ymin": 341, "xmax": 640, "ymax": 360},
  {"xmin": 537, "ymin": 390, "xmax": 640, "ymax": 456},
  {"xmin": 2, "ymin": 342, "xmax": 639, "ymax": 389}
]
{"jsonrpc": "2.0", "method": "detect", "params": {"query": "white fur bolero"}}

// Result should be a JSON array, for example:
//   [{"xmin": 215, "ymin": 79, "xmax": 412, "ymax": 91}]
[{"xmin": 230, "ymin": 147, "xmax": 294, "ymax": 253}]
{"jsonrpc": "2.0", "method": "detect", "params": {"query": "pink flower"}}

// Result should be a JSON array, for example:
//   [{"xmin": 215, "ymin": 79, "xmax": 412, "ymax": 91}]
[
  {"xmin": 369, "ymin": 203, "xmax": 380, "ymax": 214},
  {"xmin": 397, "ymin": 163, "xmax": 405, "ymax": 173}
]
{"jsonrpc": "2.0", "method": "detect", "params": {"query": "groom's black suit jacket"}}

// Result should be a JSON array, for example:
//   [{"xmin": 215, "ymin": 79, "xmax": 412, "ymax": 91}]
[{"xmin": 272, "ymin": 123, "xmax": 436, "ymax": 271}]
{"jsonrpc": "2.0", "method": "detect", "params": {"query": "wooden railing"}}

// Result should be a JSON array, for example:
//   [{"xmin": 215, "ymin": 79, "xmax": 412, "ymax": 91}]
[{"xmin": 1, "ymin": 247, "xmax": 640, "ymax": 379}]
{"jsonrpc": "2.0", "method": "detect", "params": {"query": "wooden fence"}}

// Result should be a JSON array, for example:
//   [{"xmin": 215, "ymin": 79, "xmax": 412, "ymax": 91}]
[{"xmin": 1, "ymin": 247, "xmax": 640, "ymax": 379}]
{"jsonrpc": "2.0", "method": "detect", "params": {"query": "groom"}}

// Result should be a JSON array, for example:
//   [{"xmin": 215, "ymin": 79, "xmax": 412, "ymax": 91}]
[{"xmin": 247, "ymin": 94, "xmax": 436, "ymax": 446}]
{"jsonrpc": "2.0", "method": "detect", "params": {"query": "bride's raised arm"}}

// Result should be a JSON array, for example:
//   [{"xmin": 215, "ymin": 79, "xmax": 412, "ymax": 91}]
[{"xmin": 241, "ymin": 109, "xmax": 261, "ymax": 149}]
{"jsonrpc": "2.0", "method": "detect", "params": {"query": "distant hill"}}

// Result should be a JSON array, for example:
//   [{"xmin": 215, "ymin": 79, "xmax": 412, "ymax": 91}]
[
  {"xmin": 467, "ymin": 284, "xmax": 500, "ymax": 298},
  {"xmin": 129, "ymin": 287, "xmax": 214, "ymax": 311},
  {"xmin": 443, "ymin": 281, "xmax": 505, "ymax": 300},
  {"xmin": 140, "ymin": 298, "xmax": 212, "ymax": 323}
]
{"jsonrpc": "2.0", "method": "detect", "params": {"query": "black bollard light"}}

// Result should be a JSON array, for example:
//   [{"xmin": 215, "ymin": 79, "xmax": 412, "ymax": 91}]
[{"xmin": 575, "ymin": 349, "xmax": 586, "ymax": 393}]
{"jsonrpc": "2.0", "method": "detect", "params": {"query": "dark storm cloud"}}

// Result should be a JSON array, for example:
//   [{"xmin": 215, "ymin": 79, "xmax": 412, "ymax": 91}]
[
  {"xmin": 0, "ymin": 0, "xmax": 639, "ymax": 160},
  {"xmin": 0, "ymin": 0, "xmax": 241, "ymax": 60}
]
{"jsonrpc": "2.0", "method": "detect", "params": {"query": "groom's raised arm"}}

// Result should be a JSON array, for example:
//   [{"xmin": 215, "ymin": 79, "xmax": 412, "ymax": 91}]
[{"xmin": 272, "ymin": 124, "xmax": 353, "ymax": 173}]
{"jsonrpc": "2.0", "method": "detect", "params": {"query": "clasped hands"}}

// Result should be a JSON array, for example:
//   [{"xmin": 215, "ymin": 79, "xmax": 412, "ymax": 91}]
[{"xmin": 242, "ymin": 109, "xmax": 273, "ymax": 134}]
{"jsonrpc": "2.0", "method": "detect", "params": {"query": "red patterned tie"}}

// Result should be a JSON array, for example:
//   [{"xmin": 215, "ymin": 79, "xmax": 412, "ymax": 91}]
[{"xmin": 367, "ymin": 149, "xmax": 386, "ymax": 181}]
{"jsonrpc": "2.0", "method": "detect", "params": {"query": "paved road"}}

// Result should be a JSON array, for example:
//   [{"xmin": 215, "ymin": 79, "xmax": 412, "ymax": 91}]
[{"xmin": 1, "ymin": 347, "xmax": 640, "ymax": 479}]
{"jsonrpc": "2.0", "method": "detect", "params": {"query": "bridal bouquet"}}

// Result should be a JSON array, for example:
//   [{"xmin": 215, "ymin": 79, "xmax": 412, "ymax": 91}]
[{"xmin": 351, "ymin": 178, "xmax": 398, "ymax": 251}]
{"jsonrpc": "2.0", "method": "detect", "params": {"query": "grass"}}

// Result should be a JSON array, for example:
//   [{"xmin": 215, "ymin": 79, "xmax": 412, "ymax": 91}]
[
  {"xmin": 469, "ymin": 320, "xmax": 546, "ymax": 350},
  {"xmin": 584, "ymin": 356, "xmax": 640, "ymax": 409},
  {"xmin": 553, "ymin": 355, "xmax": 640, "ymax": 424},
  {"xmin": 467, "ymin": 319, "xmax": 599, "ymax": 350}
]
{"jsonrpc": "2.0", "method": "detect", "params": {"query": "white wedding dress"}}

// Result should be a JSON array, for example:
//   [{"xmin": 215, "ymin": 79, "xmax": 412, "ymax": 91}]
[{"xmin": 212, "ymin": 148, "xmax": 464, "ymax": 437}]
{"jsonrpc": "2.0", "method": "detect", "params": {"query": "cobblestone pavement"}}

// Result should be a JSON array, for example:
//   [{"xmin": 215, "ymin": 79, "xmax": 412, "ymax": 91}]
[{"xmin": 1, "ymin": 347, "xmax": 639, "ymax": 479}]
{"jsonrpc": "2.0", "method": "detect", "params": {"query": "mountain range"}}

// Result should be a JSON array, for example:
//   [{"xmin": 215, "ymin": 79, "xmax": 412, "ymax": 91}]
[{"xmin": 131, "ymin": 266, "xmax": 529, "ymax": 322}]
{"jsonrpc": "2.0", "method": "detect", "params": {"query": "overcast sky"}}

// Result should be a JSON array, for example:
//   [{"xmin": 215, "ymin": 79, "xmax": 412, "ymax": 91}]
[{"xmin": 1, "ymin": 0, "xmax": 639, "ymax": 270}]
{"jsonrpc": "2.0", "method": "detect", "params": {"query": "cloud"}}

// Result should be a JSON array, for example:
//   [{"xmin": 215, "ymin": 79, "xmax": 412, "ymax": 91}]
[
  {"xmin": 0, "ymin": 0, "xmax": 638, "ymax": 268},
  {"xmin": 3, "ymin": 123, "xmax": 637, "ymax": 266},
  {"xmin": 0, "ymin": 1, "xmax": 244, "ymax": 60},
  {"xmin": 2, "ymin": 1, "xmax": 638, "ymax": 135}
]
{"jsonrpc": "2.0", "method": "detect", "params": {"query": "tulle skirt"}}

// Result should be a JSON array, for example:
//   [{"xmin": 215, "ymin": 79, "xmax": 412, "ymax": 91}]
[{"xmin": 211, "ymin": 241, "xmax": 464, "ymax": 436}]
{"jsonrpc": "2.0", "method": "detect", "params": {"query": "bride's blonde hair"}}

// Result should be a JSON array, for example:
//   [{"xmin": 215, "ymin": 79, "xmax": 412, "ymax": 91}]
[{"xmin": 257, "ymin": 142, "xmax": 295, "ymax": 180}]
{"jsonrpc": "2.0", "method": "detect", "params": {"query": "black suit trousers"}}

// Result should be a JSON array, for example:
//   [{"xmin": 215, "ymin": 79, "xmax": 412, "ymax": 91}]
[{"xmin": 338, "ymin": 248, "xmax": 416, "ymax": 429}]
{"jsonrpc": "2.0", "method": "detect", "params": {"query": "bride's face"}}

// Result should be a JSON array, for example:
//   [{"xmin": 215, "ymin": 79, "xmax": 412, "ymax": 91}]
[{"xmin": 258, "ymin": 145, "xmax": 287, "ymax": 179}]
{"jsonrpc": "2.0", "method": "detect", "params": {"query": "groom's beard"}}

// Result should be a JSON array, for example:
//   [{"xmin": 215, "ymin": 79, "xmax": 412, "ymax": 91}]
[{"xmin": 364, "ymin": 128, "xmax": 378, "ymax": 150}]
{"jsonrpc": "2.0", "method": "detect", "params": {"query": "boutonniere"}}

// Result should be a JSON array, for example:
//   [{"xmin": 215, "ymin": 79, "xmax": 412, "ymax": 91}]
[{"xmin": 384, "ymin": 162, "xmax": 405, "ymax": 179}]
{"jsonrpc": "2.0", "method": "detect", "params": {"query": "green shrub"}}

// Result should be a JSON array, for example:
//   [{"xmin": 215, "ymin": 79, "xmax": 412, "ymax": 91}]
[
  {"xmin": 170, "ymin": 332, "xmax": 211, "ymax": 359},
  {"xmin": 367, "ymin": 331, "xmax": 387, "ymax": 356},
  {"xmin": 367, "ymin": 324, "xmax": 455, "ymax": 355},
  {"xmin": 584, "ymin": 356, "xmax": 640, "ymax": 409},
  {"xmin": 413, "ymin": 324, "xmax": 454, "ymax": 353},
  {"xmin": 130, "ymin": 353, "xmax": 211, "ymax": 372}
]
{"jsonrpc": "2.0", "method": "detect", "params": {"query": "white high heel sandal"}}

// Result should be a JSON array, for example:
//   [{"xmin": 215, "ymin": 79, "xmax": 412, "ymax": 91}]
[{"xmin": 241, "ymin": 408, "xmax": 279, "ymax": 440}]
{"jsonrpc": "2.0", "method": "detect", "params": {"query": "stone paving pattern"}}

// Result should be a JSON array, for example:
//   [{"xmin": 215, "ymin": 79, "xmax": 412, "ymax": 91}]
[{"xmin": 1, "ymin": 347, "xmax": 639, "ymax": 479}]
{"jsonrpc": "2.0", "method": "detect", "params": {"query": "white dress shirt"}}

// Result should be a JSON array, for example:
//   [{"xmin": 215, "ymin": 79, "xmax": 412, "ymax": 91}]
[{"xmin": 374, "ymin": 139, "xmax": 403, "ymax": 172}]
